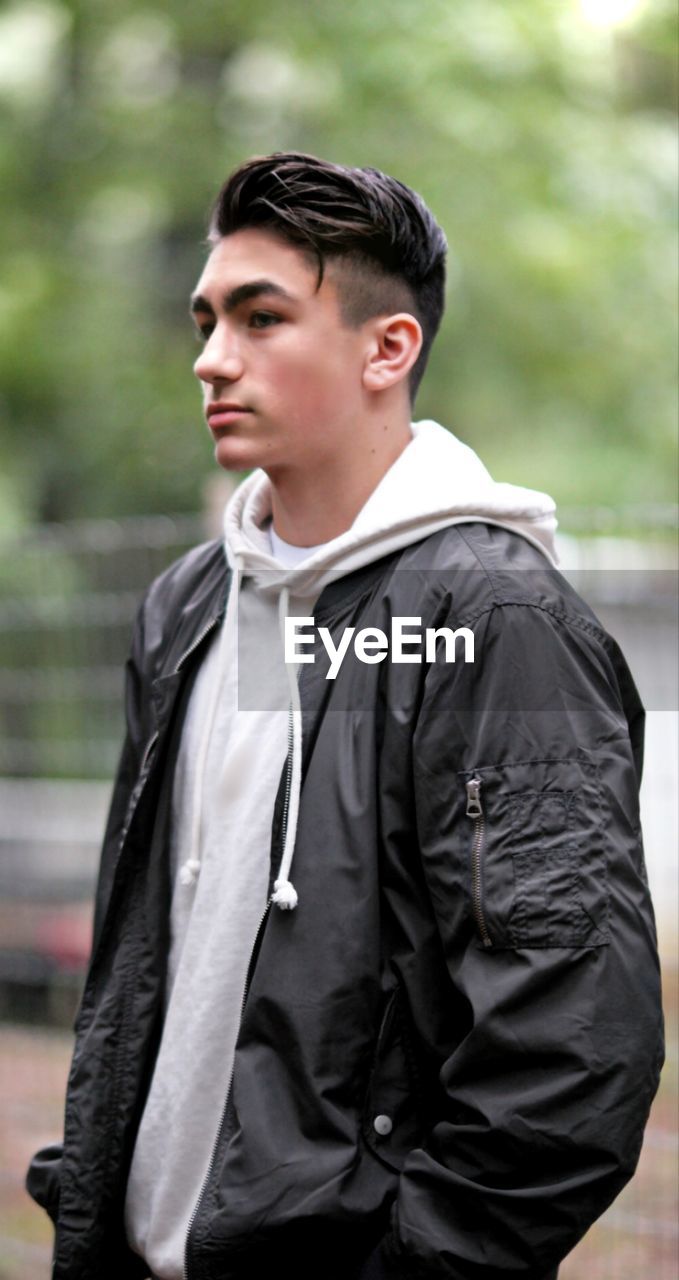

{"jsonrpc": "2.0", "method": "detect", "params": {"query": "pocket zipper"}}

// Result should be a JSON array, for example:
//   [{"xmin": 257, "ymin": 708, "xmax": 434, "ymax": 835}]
[{"xmin": 466, "ymin": 777, "xmax": 492, "ymax": 948}]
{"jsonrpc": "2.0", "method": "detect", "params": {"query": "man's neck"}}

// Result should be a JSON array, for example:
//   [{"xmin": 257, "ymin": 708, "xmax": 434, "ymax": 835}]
[{"xmin": 267, "ymin": 418, "xmax": 412, "ymax": 547}]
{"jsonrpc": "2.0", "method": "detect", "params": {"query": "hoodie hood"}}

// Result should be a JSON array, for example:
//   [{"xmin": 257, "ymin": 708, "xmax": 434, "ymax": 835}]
[
  {"xmin": 220, "ymin": 419, "xmax": 557, "ymax": 913},
  {"xmin": 223, "ymin": 419, "xmax": 557, "ymax": 595}
]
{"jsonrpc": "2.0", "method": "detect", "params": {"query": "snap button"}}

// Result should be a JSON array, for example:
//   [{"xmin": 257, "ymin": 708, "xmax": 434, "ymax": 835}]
[{"xmin": 373, "ymin": 1113, "xmax": 393, "ymax": 1137}]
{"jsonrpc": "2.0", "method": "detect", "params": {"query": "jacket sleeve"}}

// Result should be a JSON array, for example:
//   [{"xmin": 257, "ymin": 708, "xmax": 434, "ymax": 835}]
[
  {"xmin": 376, "ymin": 600, "xmax": 664, "ymax": 1280},
  {"xmin": 25, "ymin": 592, "xmax": 151, "ymax": 1222}
]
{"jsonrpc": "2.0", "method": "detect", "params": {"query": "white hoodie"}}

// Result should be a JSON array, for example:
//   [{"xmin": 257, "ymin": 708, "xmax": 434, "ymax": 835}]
[{"xmin": 124, "ymin": 421, "xmax": 556, "ymax": 1279}]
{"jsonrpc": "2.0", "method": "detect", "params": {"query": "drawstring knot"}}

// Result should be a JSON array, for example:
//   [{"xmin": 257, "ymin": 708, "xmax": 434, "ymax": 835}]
[
  {"xmin": 271, "ymin": 878, "xmax": 298, "ymax": 910},
  {"xmin": 273, "ymin": 586, "xmax": 304, "ymax": 910},
  {"xmin": 179, "ymin": 858, "xmax": 201, "ymax": 887}
]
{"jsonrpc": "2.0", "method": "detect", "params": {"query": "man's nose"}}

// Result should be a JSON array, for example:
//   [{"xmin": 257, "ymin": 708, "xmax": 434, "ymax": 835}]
[{"xmin": 193, "ymin": 328, "xmax": 244, "ymax": 384}]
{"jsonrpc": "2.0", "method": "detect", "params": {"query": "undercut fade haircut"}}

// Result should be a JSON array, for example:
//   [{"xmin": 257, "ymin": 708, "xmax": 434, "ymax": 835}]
[{"xmin": 207, "ymin": 152, "xmax": 447, "ymax": 401}]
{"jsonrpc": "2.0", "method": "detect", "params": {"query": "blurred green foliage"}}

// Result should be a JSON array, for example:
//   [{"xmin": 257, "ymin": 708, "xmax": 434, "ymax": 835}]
[{"xmin": 0, "ymin": 0, "xmax": 676, "ymax": 529}]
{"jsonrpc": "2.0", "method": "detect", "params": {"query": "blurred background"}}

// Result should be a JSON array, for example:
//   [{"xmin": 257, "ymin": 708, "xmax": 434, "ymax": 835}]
[{"xmin": 0, "ymin": 0, "xmax": 676, "ymax": 1276}]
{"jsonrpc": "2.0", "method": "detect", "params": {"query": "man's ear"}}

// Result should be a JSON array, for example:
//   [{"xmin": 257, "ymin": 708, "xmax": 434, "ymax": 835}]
[{"xmin": 362, "ymin": 313, "xmax": 423, "ymax": 393}]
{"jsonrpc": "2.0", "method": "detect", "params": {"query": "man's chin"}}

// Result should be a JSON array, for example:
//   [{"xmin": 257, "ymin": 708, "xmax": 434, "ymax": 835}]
[{"xmin": 213, "ymin": 434, "xmax": 268, "ymax": 473}]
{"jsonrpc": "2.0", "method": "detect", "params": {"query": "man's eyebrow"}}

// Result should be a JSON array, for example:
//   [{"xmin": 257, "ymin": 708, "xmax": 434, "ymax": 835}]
[{"xmin": 189, "ymin": 279, "xmax": 299, "ymax": 316}]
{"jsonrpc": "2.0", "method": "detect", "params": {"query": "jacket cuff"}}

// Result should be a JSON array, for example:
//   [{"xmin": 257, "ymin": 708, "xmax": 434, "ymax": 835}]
[{"xmin": 25, "ymin": 1141, "xmax": 62, "ymax": 1225}]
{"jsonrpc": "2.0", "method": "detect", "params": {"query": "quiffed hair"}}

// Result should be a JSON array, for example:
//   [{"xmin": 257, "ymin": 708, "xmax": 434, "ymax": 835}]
[{"xmin": 207, "ymin": 152, "xmax": 447, "ymax": 400}]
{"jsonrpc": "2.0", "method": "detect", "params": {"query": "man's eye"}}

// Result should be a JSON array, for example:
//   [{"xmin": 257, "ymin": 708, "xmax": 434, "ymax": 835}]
[
  {"xmin": 249, "ymin": 311, "xmax": 280, "ymax": 329},
  {"xmin": 193, "ymin": 324, "xmax": 214, "ymax": 342}
]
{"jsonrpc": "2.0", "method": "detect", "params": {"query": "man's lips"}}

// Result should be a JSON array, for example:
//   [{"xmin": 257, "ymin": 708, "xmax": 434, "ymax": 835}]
[{"xmin": 205, "ymin": 403, "xmax": 253, "ymax": 428}]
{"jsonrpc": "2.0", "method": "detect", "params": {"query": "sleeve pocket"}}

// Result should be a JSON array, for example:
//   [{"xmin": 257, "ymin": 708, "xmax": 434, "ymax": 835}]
[{"xmin": 461, "ymin": 758, "xmax": 610, "ymax": 950}]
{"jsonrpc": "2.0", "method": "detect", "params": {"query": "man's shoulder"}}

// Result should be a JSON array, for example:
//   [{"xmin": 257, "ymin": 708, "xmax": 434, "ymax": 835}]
[
  {"xmin": 406, "ymin": 520, "xmax": 553, "ymax": 576},
  {"xmin": 135, "ymin": 537, "xmax": 229, "ymax": 666},
  {"xmin": 144, "ymin": 537, "xmax": 227, "ymax": 612},
  {"xmin": 400, "ymin": 522, "xmax": 605, "ymax": 636}
]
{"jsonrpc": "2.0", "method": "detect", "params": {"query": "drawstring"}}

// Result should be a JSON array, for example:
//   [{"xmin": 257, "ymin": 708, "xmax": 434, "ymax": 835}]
[
  {"xmin": 179, "ymin": 567, "xmax": 304, "ymax": 908},
  {"xmin": 179, "ymin": 558, "xmax": 242, "ymax": 889},
  {"xmin": 271, "ymin": 586, "xmax": 302, "ymax": 910}
]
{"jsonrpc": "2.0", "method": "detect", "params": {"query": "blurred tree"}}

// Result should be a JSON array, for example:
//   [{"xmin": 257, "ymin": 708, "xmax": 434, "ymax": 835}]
[{"xmin": 0, "ymin": 0, "xmax": 676, "ymax": 527}]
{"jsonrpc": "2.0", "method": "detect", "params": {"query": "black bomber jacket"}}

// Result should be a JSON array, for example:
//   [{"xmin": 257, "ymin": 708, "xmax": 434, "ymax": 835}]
[{"xmin": 26, "ymin": 522, "xmax": 664, "ymax": 1280}]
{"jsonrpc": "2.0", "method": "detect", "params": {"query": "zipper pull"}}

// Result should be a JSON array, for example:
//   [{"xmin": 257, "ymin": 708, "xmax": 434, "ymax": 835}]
[{"xmin": 466, "ymin": 777, "xmax": 483, "ymax": 818}]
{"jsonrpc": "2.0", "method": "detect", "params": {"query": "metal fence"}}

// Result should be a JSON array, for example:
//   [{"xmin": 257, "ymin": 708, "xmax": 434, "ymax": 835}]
[
  {"xmin": 0, "ymin": 506, "xmax": 676, "ymax": 779},
  {"xmin": 0, "ymin": 513, "xmax": 206, "ymax": 779}
]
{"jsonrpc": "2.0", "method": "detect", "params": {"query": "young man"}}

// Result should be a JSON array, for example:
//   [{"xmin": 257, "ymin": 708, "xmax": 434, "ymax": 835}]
[{"xmin": 27, "ymin": 153, "xmax": 663, "ymax": 1280}]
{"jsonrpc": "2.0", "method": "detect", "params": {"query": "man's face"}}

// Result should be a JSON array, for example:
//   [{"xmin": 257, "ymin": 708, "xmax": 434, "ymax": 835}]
[{"xmin": 191, "ymin": 228, "xmax": 373, "ymax": 477}]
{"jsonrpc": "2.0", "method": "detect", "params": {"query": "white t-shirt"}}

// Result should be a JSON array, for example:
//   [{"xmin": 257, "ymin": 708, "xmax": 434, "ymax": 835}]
[{"xmin": 268, "ymin": 522, "xmax": 328, "ymax": 566}]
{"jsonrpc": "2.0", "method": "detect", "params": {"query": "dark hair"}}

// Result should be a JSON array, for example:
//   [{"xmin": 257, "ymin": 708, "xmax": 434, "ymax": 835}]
[{"xmin": 207, "ymin": 152, "xmax": 447, "ymax": 401}]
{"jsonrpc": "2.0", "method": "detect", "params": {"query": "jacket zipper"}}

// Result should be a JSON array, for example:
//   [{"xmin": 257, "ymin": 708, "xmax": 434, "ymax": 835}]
[
  {"xmin": 174, "ymin": 612, "xmax": 223, "ymax": 674},
  {"xmin": 466, "ymin": 776, "xmax": 492, "ymax": 948},
  {"xmin": 57, "ymin": 608, "xmax": 228, "ymax": 1277},
  {"xmin": 139, "ymin": 729, "xmax": 159, "ymax": 774},
  {"xmin": 118, "ymin": 616, "xmax": 223, "ymax": 883},
  {"xmin": 84, "ymin": 613, "xmax": 224, "ymax": 987},
  {"xmin": 183, "ymin": 715, "xmax": 295, "ymax": 1279},
  {"xmin": 279, "ymin": 705, "xmax": 294, "ymax": 852}
]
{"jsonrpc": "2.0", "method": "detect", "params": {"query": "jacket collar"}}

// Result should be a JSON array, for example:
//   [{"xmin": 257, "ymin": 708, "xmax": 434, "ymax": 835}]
[{"xmin": 150, "ymin": 541, "xmax": 230, "ymax": 729}]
